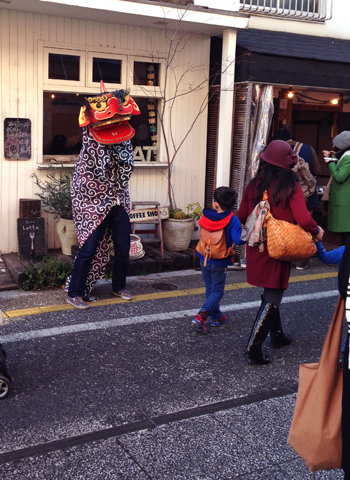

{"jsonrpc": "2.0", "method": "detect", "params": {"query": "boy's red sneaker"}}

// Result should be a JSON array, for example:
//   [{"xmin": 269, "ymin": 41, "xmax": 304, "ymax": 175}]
[
  {"xmin": 192, "ymin": 313, "xmax": 209, "ymax": 334},
  {"xmin": 211, "ymin": 314, "xmax": 228, "ymax": 327}
]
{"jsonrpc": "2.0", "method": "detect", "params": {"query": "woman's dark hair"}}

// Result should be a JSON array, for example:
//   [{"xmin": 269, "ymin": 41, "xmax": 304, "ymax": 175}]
[
  {"xmin": 214, "ymin": 186, "xmax": 237, "ymax": 211},
  {"xmin": 251, "ymin": 160, "xmax": 298, "ymax": 207},
  {"xmin": 272, "ymin": 128, "xmax": 293, "ymax": 142}
]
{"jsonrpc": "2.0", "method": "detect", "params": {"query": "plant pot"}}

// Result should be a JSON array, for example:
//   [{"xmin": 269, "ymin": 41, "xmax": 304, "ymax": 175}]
[
  {"xmin": 162, "ymin": 217, "xmax": 195, "ymax": 252},
  {"xmin": 56, "ymin": 218, "xmax": 78, "ymax": 256}
]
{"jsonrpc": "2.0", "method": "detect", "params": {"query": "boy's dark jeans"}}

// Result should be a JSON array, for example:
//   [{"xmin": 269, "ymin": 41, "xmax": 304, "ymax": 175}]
[
  {"xmin": 68, "ymin": 204, "xmax": 131, "ymax": 298},
  {"xmin": 200, "ymin": 261, "xmax": 227, "ymax": 320}
]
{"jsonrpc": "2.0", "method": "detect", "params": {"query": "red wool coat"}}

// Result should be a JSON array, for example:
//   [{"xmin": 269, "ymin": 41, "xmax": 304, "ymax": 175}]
[{"xmin": 237, "ymin": 182, "xmax": 318, "ymax": 289}]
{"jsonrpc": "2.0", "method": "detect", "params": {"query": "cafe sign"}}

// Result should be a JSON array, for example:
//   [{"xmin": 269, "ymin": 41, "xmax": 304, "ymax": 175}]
[{"xmin": 130, "ymin": 206, "xmax": 169, "ymax": 223}]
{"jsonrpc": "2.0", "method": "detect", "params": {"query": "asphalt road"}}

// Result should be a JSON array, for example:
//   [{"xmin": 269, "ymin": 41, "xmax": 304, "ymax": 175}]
[{"xmin": 0, "ymin": 260, "xmax": 345, "ymax": 479}]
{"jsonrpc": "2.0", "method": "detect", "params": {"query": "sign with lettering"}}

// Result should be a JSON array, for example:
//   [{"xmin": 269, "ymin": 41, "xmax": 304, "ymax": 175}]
[
  {"xmin": 4, "ymin": 118, "xmax": 31, "ymax": 160},
  {"xmin": 279, "ymin": 99, "xmax": 288, "ymax": 110},
  {"xmin": 130, "ymin": 206, "xmax": 169, "ymax": 222},
  {"xmin": 17, "ymin": 218, "xmax": 46, "ymax": 260}
]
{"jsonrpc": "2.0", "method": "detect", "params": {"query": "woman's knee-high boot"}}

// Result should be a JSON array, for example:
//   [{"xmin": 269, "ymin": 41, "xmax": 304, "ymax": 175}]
[
  {"xmin": 270, "ymin": 309, "xmax": 292, "ymax": 349},
  {"xmin": 245, "ymin": 302, "xmax": 278, "ymax": 365}
]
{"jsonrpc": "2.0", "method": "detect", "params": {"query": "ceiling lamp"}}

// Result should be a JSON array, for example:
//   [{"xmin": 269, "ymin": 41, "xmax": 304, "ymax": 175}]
[
  {"xmin": 287, "ymin": 87, "xmax": 294, "ymax": 99},
  {"xmin": 331, "ymin": 98, "xmax": 339, "ymax": 105}
]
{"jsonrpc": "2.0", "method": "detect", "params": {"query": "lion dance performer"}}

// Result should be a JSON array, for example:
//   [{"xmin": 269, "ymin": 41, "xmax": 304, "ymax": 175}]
[{"xmin": 67, "ymin": 82, "xmax": 140, "ymax": 309}]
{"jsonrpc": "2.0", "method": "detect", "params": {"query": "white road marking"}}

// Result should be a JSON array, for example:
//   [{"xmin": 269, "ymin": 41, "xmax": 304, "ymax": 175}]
[{"xmin": 0, "ymin": 290, "xmax": 339, "ymax": 344}]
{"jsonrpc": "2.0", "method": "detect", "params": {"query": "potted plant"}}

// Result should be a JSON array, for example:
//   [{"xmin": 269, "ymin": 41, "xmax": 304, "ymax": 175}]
[
  {"xmin": 162, "ymin": 202, "xmax": 203, "ymax": 252},
  {"xmin": 31, "ymin": 168, "xmax": 78, "ymax": 255}
]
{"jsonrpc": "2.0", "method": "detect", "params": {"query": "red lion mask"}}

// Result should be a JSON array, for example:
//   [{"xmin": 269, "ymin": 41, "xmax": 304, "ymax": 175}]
[{"xmin": 79, "ymin": 81, "xmax": 140, "ymax": 144}]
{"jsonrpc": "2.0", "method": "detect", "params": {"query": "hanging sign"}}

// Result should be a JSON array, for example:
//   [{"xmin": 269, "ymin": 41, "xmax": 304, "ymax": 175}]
[
  {"xmin": 4, "ymin": 118, "xmax": 31, "ymax": 160},
  {"xmin": 279, "ymin": 99, "xmax": 288, "ymax": 110}
]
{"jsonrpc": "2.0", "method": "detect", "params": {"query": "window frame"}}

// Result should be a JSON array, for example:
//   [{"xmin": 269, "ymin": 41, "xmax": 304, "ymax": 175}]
[
  {"xmin": 127, "ymin": 55, "xmax": 164, "ymax": 98},
  {"xmin": 43, "ymin": 47, "xmax": 86, "ymax": 88},
  {"xmin": 40, "ymin": 45, "xmax": 166, "ymax": 167},
  {"xmin": 86, "ymin": 51, "xmax": 127, "ymax": 90}
]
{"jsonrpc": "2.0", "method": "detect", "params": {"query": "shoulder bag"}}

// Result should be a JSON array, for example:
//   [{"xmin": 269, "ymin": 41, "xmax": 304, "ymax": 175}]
[
  {"xmin": 288, "ymin": 296, "xmax": 344, "ymax": 473},
  {"xmin": 263, "ymin": 191, "xmax": 317, "ymax": 262}
]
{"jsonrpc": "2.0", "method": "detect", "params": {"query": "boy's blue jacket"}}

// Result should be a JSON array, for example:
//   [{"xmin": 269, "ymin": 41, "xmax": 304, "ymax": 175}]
[
  {"xmin": 316, "ymin": 241, "xmax": 345, "ymax": 267},
  {"xmin": 196, "ymin": 208, "xmax": 245, "ymax": 266}
]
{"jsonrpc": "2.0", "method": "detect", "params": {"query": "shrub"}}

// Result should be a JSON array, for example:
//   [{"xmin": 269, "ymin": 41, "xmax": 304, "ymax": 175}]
[
  {"xmin": 31, "ymin": 168, "xmax": 73, "ymax": 220},
  {"xmin": 19, "ymin": 256, "xmax": 72, "ymax": 291}
]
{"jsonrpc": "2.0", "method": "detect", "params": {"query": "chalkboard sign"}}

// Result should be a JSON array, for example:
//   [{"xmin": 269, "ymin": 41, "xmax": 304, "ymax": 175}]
[
  {"xmin": 4, "ymin": 118, "xmax": 31, "ymax": 160},
  {"xmin": 17, "ymin": 218, "xmax": 46, "ymax": 260}
]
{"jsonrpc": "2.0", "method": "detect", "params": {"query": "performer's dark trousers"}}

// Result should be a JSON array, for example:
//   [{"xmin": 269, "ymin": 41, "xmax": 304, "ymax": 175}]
[{"xmin": 68, "ymin": 205, "xmax": 131, "ymax": 298}]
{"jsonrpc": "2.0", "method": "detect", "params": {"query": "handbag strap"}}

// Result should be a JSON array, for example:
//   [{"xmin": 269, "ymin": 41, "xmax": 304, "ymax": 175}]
[
  {"xmin": 347, "ymin": 273, "xmax": 350, "ymax": 369},
  {"xmin": 262, "ymin": 190, "xmax": 273, "ymax": 225},
  {"xmin": 319, "ymin": 296, "xmax": 344, "ymax": 371}
]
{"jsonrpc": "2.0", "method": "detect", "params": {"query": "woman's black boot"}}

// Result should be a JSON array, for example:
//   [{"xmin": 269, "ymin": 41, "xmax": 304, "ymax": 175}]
[
  {"xmin": 245, "ymin": 302, "xmax": 278, "ymax": 365},
  {"xmin": 270, "ymin": 310, "xmax": 292, "ymax": 349}
]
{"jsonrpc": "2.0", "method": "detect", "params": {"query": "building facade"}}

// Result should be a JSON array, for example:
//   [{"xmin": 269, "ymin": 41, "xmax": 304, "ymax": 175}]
[{"xmin": 0, "ymin": 0, "xmax": 348, "ymax": 254}]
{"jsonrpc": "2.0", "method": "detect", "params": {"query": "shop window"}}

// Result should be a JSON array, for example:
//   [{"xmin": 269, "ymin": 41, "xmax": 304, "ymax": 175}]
[
  {"xmin": 133, "ymin": 62, "xmax": 160, "ymax": 87},
  {"xmin": 43, "ymin": 92, "xmax": 84, "ymax": 160},
  {"xmin": 43, "ymin": 92, "xmax": 159, "ymax": 163},
  {"xmin": 92, "ymin": 57, "xmax": 122, "ymax": 84},
  {"xmin": 130, "ymin": 97, "xmax": 158, "ymax": 162},
  {"xmin": 48, "ymin": 54, "xmax": 80, "ymax": 81}
]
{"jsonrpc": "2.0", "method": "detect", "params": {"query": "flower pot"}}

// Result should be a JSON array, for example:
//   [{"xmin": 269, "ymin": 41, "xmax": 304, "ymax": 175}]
[
  {"xmin": 56, "ymin": 218, "xmax": 78, "ymax": 256},
  {"xmin": 162, "ymin": 217, "xmax": 195, "ymax": 252}
]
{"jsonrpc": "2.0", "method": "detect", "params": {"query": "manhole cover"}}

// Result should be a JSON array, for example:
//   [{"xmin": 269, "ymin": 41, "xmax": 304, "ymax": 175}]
[{"xmin": 152, "ymin": 283, "xmax": 178, "ymax": 291}]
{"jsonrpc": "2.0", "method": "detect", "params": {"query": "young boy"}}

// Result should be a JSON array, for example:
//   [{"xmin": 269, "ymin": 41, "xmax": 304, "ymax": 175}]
[{"xmin": 192, "ymin": 186, "xmax": 245, "ymax": 334}]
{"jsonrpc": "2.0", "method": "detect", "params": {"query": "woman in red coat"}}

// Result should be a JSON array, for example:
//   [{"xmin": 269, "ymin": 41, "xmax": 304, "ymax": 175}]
[{"xmin": 237, "ymin": 140, "xmax": 324, "ymax": 365}]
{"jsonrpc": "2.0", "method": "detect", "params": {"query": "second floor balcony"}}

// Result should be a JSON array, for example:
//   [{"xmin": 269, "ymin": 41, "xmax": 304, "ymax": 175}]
[{"xmin": 239, "ymin": 0, "xmax": 332, "ymax": 21}]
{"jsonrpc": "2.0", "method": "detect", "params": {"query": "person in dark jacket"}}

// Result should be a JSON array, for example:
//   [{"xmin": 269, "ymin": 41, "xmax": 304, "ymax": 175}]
[
  {"xmin": 237, "ymin": 140, "xmax": 324, "ymax": 365},
  {"xmin": 339, "ymin": 236, "xmax": 350, "ymax": 479},
  {"xmin": 273, "ymin": 127, "xmax": 321, "ymax": 270},
  {"xmin": 192, "ymin": 187, "xmax": 245, "ymax": 334}
]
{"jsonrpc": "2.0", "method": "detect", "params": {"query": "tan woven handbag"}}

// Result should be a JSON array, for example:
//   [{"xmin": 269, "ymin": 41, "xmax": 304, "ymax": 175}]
[{"xmin": 263, "ymin": 191, "xmax": 317, "ymax": 262}]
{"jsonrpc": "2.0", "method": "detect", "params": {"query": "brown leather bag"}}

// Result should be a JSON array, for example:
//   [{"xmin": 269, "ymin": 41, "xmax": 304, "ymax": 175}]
[
  {"xmin": 288, "ymin": 296, "xmax": 344, "ymax": 473},
  {"xmin": 195, "ymin": 228, "xmax": 234, "ymax": 267},
  {"xmin": 263, "ymin": 191, "xmax": 317, "ymax": 262}
]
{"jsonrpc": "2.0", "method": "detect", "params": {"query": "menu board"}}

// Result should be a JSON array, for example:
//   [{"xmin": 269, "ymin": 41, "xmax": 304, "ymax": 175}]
[
  {"xmin": 17, "ymin": 218, "xmax": 45, "ymax": 260},
  {"xmin": 4, "ymin": 118, "xmax": 31, "ymax": 160}
]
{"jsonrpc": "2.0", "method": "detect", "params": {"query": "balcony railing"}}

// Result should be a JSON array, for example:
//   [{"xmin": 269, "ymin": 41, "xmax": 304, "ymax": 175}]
[{"xmin": 239, "ymin": 0, "xmax": 332, "ymax": 21}]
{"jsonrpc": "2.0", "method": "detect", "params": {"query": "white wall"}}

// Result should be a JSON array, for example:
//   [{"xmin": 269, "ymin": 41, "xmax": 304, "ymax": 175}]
[{"xmin": 0, "ymin": 9, "xmax": 209, "ymax": 253}]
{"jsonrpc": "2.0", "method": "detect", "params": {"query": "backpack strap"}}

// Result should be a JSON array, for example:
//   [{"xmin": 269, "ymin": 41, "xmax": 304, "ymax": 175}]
[{"xmin": 294, "ymin": 142, "xmax": 303, "ymax": 156}]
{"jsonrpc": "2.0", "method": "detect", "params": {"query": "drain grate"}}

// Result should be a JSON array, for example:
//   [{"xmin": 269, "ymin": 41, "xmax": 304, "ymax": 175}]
[{"xmin": 152, "ymin": 283, "xmax": 178, "ymax": 291}]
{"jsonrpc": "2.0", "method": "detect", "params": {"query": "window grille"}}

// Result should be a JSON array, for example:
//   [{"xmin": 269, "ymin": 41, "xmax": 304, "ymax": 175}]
[{"xmin": 239, "ymin": 0, "xmax": 332, "ymax": 21}]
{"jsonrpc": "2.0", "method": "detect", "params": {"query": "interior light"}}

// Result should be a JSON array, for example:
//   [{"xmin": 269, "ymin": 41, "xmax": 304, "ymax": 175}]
[
  {"xmin": 287, "ymin": 87, "xmax": 294, "ymax": 99},
  {"xmin": 331, "ymin": 98, "xmax": 339, "ymax": 105},
  {"xmin": 51, "ymin": 94, "xmax": 55, "ymax": 99}
]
